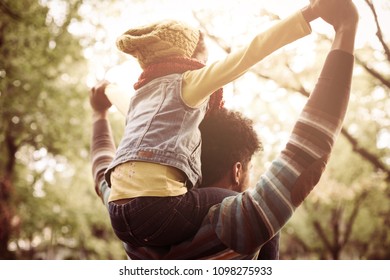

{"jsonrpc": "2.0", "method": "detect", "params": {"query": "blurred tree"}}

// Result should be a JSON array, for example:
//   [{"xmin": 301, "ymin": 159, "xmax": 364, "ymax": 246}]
[
  {"xmin": 0, "ymin": 0, "xmax": 125, "ymax": 259},
  {"xmin": 0, "ymin": 0, "xmax": 83, "ymax": 259}
]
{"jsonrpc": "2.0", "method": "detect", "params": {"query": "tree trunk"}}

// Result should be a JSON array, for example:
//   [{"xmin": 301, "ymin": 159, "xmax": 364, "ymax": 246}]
[
  {"xmin": 0, "ymin": 176, "xmax": 15, "ymax": 259},
  {"xmin": 0, "ymin": 132, "xmax": 18, "ymax": 259}
]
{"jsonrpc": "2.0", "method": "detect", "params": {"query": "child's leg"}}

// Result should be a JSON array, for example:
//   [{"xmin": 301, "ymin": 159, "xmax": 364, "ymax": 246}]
[
  {"xmin": 174, "ymin": 186, "xmax": 239, "ymax": 235},
  {"xmin": 108, "ymin": 187, "xmax": 236, "ymax": 247}
]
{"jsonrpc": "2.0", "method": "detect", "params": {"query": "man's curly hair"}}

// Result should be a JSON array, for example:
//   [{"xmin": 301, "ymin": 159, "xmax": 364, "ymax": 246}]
[{"xmin": 199, "ymin": 108, "xmax": 262, "ymax": 187}]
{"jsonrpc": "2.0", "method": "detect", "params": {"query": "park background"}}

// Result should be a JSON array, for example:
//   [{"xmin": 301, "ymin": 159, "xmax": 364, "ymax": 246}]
[{"xmin": 0, "ymin": 0, "xmax": 389, "ymax": 259}]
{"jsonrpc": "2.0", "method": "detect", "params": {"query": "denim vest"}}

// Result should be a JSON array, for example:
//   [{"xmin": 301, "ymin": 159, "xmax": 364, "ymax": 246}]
[{"xmin": 105, "ymin": 73, "xmax": 208, "ymax": 188}]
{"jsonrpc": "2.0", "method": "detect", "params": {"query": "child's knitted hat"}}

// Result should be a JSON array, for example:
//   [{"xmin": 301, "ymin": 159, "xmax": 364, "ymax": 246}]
[{"xmin": 116, "ymin": 20, "xmax": 200, "ymax": 69}]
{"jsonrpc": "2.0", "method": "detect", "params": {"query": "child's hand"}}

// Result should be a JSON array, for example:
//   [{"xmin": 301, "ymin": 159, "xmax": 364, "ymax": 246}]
[{"xmin": 90, "ymin": 80, "xmax": 112, "ymax": 112}]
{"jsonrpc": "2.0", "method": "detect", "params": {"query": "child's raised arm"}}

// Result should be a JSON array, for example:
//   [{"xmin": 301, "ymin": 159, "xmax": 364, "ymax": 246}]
[{"xmin": 182, "ymin": 7, "xmax": 315, "ymax": 108}]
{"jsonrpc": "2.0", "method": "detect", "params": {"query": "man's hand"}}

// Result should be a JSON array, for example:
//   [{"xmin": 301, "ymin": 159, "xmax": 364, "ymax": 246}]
[
  {"xmin": 310, "ymin": 0, "xmax": 359, "ymax": 32},
  {"xmin": 90, "ymin": 80, "xmax": 112, "ymax": 113},
  {"xmin": 90, "ymin": 80, "xmax": 112, "ymax": 122}
]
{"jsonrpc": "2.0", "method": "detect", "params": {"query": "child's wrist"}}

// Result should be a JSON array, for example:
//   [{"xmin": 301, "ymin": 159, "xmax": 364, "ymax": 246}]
[{"xmin": 301, "ymin": 6, "xmax": 317, "ymax": 24}]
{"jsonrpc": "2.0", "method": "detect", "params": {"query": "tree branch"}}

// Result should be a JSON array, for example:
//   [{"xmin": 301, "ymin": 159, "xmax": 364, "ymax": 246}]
[
  {"xmin": 355, "ymin": 56, "xmax": 390, "ymax": 89},
  {"xmin": 331, "ymin": 207, "xmax": 342, "ymax": 258},
  {"xmin": 364, "ymin": 0, "xmax": 390, "ymax": 62},
  {"xmin": 312, "ymin": 220, "xmax": 334, "ymax": 255},
  {"xmin": 340, "ymin": 128, "xmax": 390, "ymax": 181},
  {"xmin": 342, "ymin": 190, "xmax": 369, "ymax": 246},
  {"xmin": 0, "ymin": 0, "xmax": 22, "ymax": 20}
]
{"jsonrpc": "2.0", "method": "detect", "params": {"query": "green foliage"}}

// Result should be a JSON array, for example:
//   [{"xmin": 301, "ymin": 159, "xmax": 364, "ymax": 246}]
[
  {"xmin": 10, "ymin": 153, "xmax": 126, "ymax": 259},
  {"xmin": 0, "ymin": 0, "xmax": 126, "ymax": 259},
  {"xmin": 281, "ymin": 171, "xmax": 389, "ymax": 259}
]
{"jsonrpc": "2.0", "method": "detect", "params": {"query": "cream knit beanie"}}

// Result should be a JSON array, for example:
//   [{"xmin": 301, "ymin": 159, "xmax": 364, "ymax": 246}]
[{"xmin": 116, "ymin": 20, "xmax": 200, "ymax": 69}]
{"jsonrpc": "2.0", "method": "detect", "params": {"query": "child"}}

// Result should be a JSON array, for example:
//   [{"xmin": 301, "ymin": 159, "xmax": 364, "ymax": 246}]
[{"xmin": 105, "ymin": 5, "xmax": 315, "ymax": 247}]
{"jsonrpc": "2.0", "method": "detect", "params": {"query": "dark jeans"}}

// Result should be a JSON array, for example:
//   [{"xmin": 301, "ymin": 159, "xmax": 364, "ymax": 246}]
[{"xmin": 108, "ymin": 187, "xmax": 237, "ymax": 247}]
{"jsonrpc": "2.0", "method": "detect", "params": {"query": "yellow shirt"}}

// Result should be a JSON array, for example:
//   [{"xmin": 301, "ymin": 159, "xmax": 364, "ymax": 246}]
[
  {"xmin": 109, "ymin": 161, "xmax": 187, "ymax": 201},
  {"xmin": 108, "ymin": 10, "xmax": 311, "ymax": 202}
]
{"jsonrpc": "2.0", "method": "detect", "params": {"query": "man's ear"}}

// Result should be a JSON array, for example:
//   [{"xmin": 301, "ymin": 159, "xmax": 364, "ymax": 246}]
[{"xmin": 231, "ymin": 162, "xmax": 243, "ymax": 185}]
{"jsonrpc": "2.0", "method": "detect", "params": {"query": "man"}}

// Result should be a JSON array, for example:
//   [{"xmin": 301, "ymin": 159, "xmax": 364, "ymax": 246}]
[
  {"xmin": 90, "ymin": 0, "xmax": 358, "ymax": 259},
  {"xmin": 198, "ymin": 108, "xmax": 280, "ymax": 259}
]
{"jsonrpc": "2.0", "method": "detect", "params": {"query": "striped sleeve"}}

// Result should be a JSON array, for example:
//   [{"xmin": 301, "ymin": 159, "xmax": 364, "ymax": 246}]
[
  {"xmin": 91, "ymin": 119, "xmax": 116, "ymax": 203},
  {"xmin": 208, "ymin": 50, "xmax": 355, "ymax": 254}
]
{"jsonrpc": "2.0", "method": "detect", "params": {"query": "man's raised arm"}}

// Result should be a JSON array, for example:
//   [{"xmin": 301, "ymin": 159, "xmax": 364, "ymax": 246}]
[
  {"xmin": 90, "ymin": 81, "xmax": 116, "ymax": 206},
  {"xmin": 209, "ymin": 0, "xmax": 359, "ymax": 254}
]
